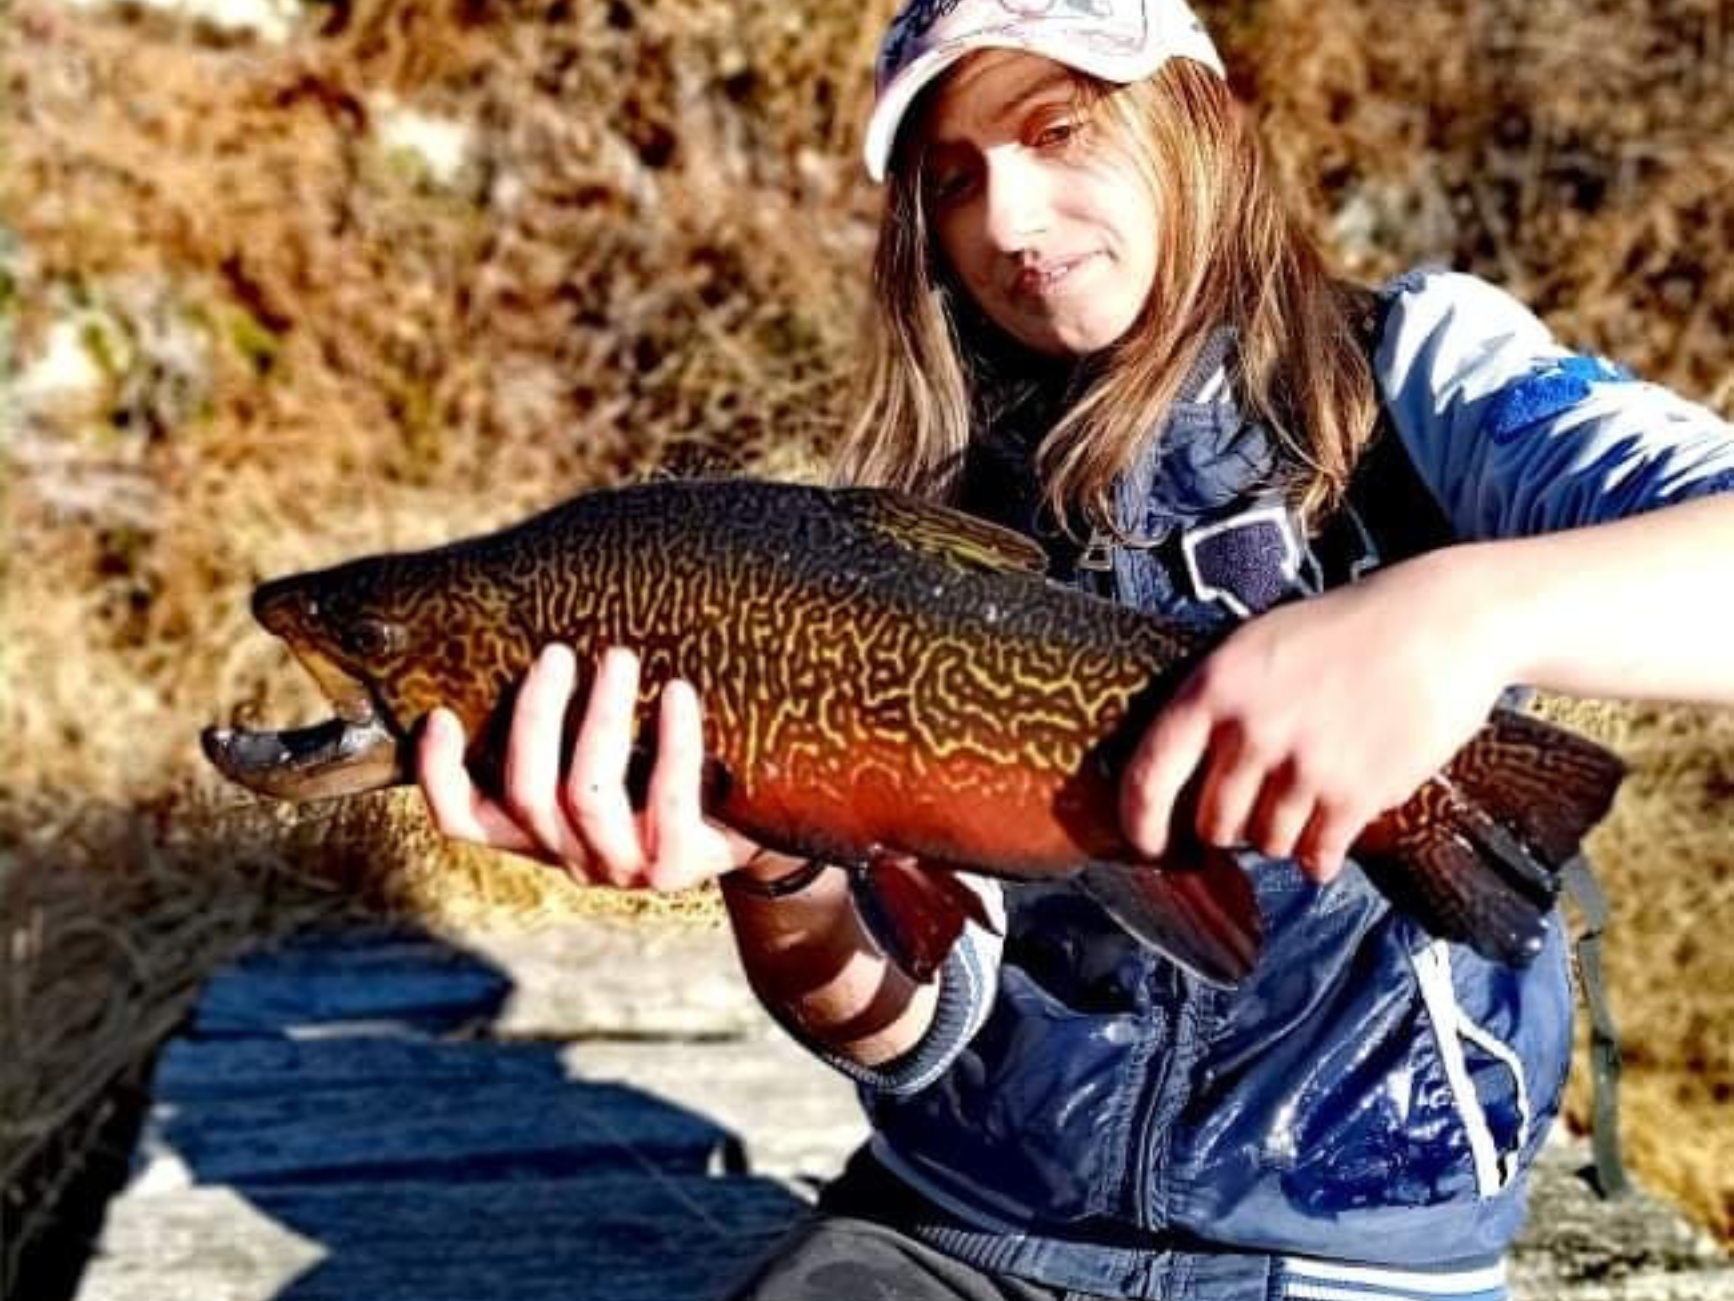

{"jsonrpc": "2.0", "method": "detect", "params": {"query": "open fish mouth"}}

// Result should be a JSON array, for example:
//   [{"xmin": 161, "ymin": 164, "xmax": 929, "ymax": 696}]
[
  {"xmin": 201, "ymin": 714, "xmax": 408, "ymax": 802},
  {"xmin": 200, "ymin": 646, "xmax": 411, "ymax": 802}
]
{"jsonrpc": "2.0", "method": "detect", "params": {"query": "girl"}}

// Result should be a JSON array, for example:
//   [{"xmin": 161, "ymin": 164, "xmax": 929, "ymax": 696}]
[{"xmin": 419, "ymin": 1, "xmax": 1734, "ymax": 1296}]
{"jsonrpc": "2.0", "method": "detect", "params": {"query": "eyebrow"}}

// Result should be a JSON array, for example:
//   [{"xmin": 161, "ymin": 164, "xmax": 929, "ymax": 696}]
[{"xmin": 925, "ymin": 65, "xmax": 1081, "ymax": 151}]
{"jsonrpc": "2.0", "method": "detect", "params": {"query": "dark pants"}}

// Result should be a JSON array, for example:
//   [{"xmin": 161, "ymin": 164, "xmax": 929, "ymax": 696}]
[{"xmin": 720, "ymin": 1212, "xmax": 1109, "ymax": 1301}]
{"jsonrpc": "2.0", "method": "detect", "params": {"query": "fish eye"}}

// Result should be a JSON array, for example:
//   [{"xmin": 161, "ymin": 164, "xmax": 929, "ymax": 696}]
[{"xmin": 343, "ymin": 618, "xmax": 403, "ymax": 659}]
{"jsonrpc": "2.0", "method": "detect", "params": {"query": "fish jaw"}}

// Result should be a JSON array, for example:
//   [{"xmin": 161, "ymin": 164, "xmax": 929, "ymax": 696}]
[
  {"xmin": 200, "ymin": 714, "xmax": 409, "ymax": 801},
  {"xmin": 204, "ymin": 580, "xmax": 414, "ymax": 801}
]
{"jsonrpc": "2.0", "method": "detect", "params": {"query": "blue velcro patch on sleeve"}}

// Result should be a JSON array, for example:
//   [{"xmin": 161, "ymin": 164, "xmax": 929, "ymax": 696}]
[
  {"xmin": 1684, "ymin": 468, "xmax": 1734, "ymax": 498},
  {"xmin": 1484, "ymin": 355, "xmax": 1633, "ymax": 444}
]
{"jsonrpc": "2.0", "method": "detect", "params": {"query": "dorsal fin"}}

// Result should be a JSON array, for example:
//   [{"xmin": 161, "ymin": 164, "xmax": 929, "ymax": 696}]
[{"xmin": 838, "ymin": 489, "xmax": 1049, "ymax": 576}]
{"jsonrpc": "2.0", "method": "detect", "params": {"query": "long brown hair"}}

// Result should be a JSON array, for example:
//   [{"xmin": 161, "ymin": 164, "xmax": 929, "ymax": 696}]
[{"xmin": 834, "ymin": 58, "xmax": 1379, "ymax": 538}]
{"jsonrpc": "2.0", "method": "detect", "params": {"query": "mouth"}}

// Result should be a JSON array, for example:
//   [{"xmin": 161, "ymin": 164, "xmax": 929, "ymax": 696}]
[
  {"xmin": 1010, "ymin": 252, "xmax": 1098, "ymax": 300},
  {"xmin": 201, "ymin": 715, "xmax": 408, "ymax": 803},
  {"xmin": 200, "ymin": 643, "xmax": 411, "ymax": 803}
]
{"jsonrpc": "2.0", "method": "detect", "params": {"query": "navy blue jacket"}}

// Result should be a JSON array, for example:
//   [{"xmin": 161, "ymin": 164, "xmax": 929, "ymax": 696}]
[{"xmin": 794, "ymin": 271, "xmax": 1734, "ymax": 1301}]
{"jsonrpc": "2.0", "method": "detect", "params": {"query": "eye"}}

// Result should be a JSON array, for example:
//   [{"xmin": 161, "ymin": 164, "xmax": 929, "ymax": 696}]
[
  {"xmin": 343, "ymin": 618, "xmax": 403, "ymax": 659},
  {"xmin": 1030, "ymin": 116, "xmax": 1085, "ymax": 151},
  {"xmin": 925, "ymin": 164, "xmax": 977, "ymax": 208},
  {"xmin": 922, "ymin": 143, "xmax": 980, "ymax": 209}
]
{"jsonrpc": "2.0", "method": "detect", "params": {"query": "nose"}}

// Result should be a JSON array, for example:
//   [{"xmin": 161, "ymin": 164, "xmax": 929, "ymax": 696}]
[{"xmin": 979, "ymin": 150, "xmax": 1051, "ymax": 254}]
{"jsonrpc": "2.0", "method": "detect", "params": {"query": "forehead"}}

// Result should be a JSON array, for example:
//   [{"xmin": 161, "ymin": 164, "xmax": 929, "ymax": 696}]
[{"xmin": 921, "ymin": 50, "xmax": 1082, "ymax": 147}]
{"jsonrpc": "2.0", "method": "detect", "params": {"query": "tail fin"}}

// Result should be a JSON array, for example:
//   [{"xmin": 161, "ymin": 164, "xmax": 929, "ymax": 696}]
[
  {"xmin": 1078, "ymin": 846, "xmax": 1263, "ymax": 988},
  {"xmin": 1356, "ymin": 708, "xmax": 1626, "ymax": 965}
]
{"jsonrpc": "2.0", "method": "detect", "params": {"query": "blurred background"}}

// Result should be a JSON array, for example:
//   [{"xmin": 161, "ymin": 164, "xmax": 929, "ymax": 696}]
[{"xmin": 2, "ymin": 0, "xmax": 1730, "ymax": 1291}]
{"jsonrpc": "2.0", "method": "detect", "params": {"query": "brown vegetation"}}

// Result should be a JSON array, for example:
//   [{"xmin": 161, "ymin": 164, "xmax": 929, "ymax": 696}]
[{"xmin": 2, "ymin": 0, "xmax": 1730, "ymax": 1289}]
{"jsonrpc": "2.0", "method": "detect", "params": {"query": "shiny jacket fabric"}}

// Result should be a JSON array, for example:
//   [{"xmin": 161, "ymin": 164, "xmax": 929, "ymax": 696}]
[{"xmin": 796, "ymin": 270, "xmax": 1734, "ymax": 1301}]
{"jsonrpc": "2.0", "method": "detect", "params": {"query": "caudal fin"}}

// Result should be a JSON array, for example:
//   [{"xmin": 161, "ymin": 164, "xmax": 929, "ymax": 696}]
[
  {"xmin": 1077, "ymin": 846, "xmax": 1263, "ymax": 988},
  {"xmin": 1356, "ymin": 708, "xmax": 1626, "ymax": 966}
]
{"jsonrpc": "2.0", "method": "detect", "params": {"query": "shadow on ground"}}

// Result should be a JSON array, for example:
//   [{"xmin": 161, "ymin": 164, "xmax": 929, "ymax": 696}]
[{"xmin": 60, "ymin": 924, "xmax": 809, "ymax": 1301}]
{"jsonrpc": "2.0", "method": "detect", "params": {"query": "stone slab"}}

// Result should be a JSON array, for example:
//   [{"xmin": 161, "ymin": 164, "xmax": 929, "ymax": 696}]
[
  {"xmin": 76, "ymin": 1174, "xmax": 802, "ymax": 1301},
  {"xmin": 70, "ymin": 919, "xmax": 1734, "ymax": 1301},
  {"xmin": 562, "ymin": 1034, "xmax": 867, "ymax": 1188},
  {"xmin": 460, "ymin": 920, "xmax": 766, "ymax": 1039},
  {"xmin": 189, "ymin": 926, "xmax": 514, "ymax": 1039},
  {"xmin": 136, "ymin": 1065, "xmax": 742, "ymax": 1190}
]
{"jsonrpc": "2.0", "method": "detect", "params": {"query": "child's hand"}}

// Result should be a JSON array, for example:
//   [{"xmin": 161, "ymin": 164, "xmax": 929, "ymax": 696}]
[
  {"xmin": 417, "ymin": 644, "xmax": 765, "ymax": 892},
  {"xmin": 1119, "ymin": 552, "xmax": 1510, "ymax": 882}
]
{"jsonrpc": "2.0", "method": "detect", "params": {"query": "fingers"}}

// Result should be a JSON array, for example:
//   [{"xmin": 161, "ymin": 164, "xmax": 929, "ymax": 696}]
[
  {"xmin": 420, "ymin": 644, "xmax": 654, "ymax": 883},
  {"xmin": 418, "ymin": 707, "xmax": 546, "ymax": 858},
  {"xmin": 1122, "ymin": 676, "xmax": 1366, "ymax": 880},
  {"xmin": 418, "ymin": 644, "xmax": 761, "ymax": 891},
  {"xmin": 1193, "ymin": 724, "xmax": 1262, "ymax": 849},
  {"xmin": 1125, "ymin": 709, "xmax": 1307, "ymax": 861},
  {"xmin": 562, "ymin": 647, "xmax": 650, "ymax": 885},
  {"xmin": 1295, "ymin": 800, "xmax": 1359, "ymax": 884},
  {"xmin": 502, "ymin": 643, "xmax": 591, "ymax": 866},
  {"xmin": 641, "ymin": 679, "xmax": 721, "ymax": 893},
  {"xmin": 1244, "ymin": 761, "xmax": 1312, "ymax": 860},
  {"xmin": 1120, "ymin": 684, "xmax": 1212, "ymax": 859}
]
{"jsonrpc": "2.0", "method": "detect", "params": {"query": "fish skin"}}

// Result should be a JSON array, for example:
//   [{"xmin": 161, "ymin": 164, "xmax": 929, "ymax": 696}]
[{"xmin": 201, "ymin": 478, "xmax": 1627, "ymax": 984}]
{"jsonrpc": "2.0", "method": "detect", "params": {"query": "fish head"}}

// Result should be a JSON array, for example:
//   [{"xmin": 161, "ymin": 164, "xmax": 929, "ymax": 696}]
[
  {"xmin": 250, "ymin": 561, "xmax": 419, "ymax": 722},
  {"xmin": 203, "ymin": 553, "xmax": 477, "ymax": 803}
]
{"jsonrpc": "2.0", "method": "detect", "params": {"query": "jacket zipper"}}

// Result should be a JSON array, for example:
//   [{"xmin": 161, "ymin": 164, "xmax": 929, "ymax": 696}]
[{"xmin": 1131, "ymin": 963, "xmax": 1191, "ymax": 1229}]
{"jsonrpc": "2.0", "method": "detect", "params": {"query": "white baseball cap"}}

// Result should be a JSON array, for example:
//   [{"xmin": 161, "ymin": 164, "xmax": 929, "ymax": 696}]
[{"xmin": 864, "ymin": 0, "xmax": 1227, "ymax": 182}]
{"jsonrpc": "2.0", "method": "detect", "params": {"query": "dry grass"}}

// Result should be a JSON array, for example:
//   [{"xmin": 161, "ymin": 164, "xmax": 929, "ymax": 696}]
[
  {"xmin": 1533, "ymin": 695, "xmax": 1734, "ymax": 1238},
  {"xmin": 2, "ymin": 0, "xmax": 1731, "ymax": 1287}
]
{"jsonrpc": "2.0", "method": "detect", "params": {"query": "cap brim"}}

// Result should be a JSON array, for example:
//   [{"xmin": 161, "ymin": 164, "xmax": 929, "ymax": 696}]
[
  {"xmin": 864, "ymin": 44, "xmax": 976, "ymax": 183},
  {"xmin": 862, "ymin": 25, "xmax": 1224, "ymax": 183}
]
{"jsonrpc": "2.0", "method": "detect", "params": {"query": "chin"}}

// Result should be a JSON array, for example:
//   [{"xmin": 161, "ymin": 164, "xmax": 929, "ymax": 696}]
[
  {"xmin": 1048, "ymin": 320, "xmax": 1134, "ymax": 356},
  {"xmin": 997, "ymin": 300, "xmax": 1138, "ymax": 358}
]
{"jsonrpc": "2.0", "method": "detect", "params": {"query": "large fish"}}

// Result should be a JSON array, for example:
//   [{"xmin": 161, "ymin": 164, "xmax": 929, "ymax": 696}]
[{"xmin": 203, "ymin": 478, "xmax": 1625, "ymax": 986}]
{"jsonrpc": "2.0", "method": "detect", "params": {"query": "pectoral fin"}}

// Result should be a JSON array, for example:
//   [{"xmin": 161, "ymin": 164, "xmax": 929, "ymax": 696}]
[
  {"xmin": 861, "ymin": 855, "xmax": 998, "ymax": 984},
  {"xmin": 1077, "ymin": 848, "xmax": 1263, "ymax": 988}
]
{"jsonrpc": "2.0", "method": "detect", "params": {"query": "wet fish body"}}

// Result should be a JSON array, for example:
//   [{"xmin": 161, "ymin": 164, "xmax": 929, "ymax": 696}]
[{"xmin": 203, "ymin": 478, "xmax": 1625, "ymax": 985}]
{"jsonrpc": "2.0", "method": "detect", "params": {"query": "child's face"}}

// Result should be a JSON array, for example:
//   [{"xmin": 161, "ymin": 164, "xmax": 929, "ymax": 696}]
[{"xmin": 920, "ymin": 51, "xmax": 1159, "ymax": 358}]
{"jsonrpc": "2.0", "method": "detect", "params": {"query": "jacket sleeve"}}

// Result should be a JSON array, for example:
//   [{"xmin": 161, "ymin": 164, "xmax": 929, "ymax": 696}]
[
  {"xmin": 1373, "ymin": 270, "xmax": 1734, "ymax": 539},
  {"xmin": 794, "ymin": 874, "xmax": 1006, "ymax": 1097}
]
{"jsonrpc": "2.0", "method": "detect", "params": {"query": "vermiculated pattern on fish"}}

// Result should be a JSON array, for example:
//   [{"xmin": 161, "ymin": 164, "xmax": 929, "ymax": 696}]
[{"xmin": 203, "ymin": 478, "xmax": 1626, "ymax": 986}]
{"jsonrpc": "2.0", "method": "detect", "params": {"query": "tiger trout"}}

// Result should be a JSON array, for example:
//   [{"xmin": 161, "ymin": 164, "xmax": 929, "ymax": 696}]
[{"xmin": 202, "ymin": 478, "xmax": 1626, "ymax": 986}]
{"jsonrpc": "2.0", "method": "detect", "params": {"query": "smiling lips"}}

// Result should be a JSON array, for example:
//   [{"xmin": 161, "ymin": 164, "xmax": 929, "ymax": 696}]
[{"xmin": 1010, "ymin": 251, "xmax": 1099, "ymax": 300}]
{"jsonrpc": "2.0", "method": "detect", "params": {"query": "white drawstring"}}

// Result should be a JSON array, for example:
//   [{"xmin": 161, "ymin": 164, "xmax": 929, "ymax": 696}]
[{"xmin": 1409, "ymin": 940, "xmax": 1530, "ymax": 1199}]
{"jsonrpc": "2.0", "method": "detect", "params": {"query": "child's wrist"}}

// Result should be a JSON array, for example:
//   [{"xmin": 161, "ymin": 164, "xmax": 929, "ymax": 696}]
[
  {"xmin": 723, "ymin": 853, "xmax": 829, "ymax": 899},
  {"xmin": 1396, "ymin": 543, "xmax": 1529, "ymax": 693}
]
